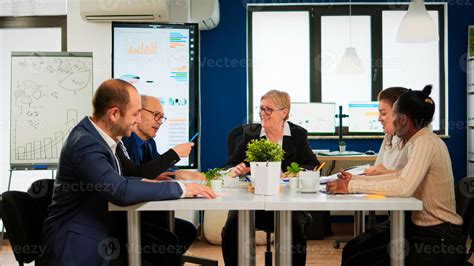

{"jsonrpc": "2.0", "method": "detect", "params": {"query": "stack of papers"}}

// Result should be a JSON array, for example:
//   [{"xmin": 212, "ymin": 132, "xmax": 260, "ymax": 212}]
[
  {"xmin": 319, "ymin": 164, "xmax": 371, "ymax": 184},
  {"xmin": 318, "ymin": 151, "xmax": 364, "ymax": 156}
]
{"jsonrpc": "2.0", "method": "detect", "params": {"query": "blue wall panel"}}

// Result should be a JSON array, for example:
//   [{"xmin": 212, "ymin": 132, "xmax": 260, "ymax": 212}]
[{"xmin": 199, "ymin": 0, "xmax": 473, "ymax": 181}]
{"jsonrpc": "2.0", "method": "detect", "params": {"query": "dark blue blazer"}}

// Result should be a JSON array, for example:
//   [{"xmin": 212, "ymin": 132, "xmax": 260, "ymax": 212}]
[
  {"xmin": 41, "ymin": 117, "xmax": 183, "ymax": 266},
  {"xmin": 121, "ymin": 133, "xmax": 179, "ymax": 176}
]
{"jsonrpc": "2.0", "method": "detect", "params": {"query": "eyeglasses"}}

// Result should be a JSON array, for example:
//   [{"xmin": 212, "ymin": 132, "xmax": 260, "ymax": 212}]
[
  {"xmin": 257, "ymin": 106, "xmax": 285, "ymax": 115},
  {"xmin": 142, "ymin": 108, "xmax": 167, "ymax": 123}
]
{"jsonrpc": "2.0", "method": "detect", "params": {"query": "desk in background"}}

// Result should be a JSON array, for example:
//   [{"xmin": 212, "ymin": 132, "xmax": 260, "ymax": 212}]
[{"xmin": 316, "ymin": 153, "xmax": 377, "ymax": 176}]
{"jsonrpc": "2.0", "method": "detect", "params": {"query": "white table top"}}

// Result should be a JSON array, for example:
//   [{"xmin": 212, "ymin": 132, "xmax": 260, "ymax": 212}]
[
  {"xmin": 109, "ymin": 188, "xmax": 265, "ymax": 211},
  {"xmin": 264, "ymin": 187, "xmax": 423, "ymax": 211},
  {"xmin": 109, "ymin": 187, "xmax": 423, "ymax": 212}
]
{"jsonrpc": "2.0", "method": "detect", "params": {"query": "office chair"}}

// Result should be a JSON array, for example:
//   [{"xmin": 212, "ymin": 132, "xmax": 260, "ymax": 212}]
[
  {"xmin": 0, "ymin": 179, "xmax": 54, "ymax": 266},
  {"xmin": 455, "ymin": 176, "xmax": 474, "ymax": 265},
  {"xmin": 227, "ymin": 123, "xmax": 260, "ymax": 153},
  {"xmin": 2, "ymin": 179, "xmax": 218, "ymax": 266}
]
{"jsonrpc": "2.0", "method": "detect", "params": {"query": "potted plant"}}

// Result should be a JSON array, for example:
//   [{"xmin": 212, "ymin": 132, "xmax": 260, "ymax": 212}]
[
  {"xmin": 285, "ymin": 162, "xmax": 301, "ymax": 177},
  {"xmin": 285, "ymin": 162, "xmax": 301, "ymax": 190},
  {"xmin": 203, "ymin": 167, "xmax": 224, "ymax": 188},
  {"xmin": 339, "ymin": 140, "xmax": 346, "ymax": 152},
  {"xmin": 245, "ymin": 139, "xmax": 285, "ymax": 195}
]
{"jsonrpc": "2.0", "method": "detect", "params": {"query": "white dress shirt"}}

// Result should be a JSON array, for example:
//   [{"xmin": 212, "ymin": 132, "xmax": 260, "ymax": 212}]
[
  {"xmin": 260, "ymin": 121, "xmax": 292, "ymax": 147},
  {"xmin": 88, "ymin": 117, "xmax": 187, "ymax": 197}
]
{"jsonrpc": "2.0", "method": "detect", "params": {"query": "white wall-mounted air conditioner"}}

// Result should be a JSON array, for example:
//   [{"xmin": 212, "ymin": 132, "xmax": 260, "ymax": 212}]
[{"xmin": 80, "ymin": 0, "xmax": 219, "ymax": 30}]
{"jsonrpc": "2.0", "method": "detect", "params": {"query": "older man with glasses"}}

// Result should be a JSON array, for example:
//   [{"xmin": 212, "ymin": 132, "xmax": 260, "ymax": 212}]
[
  {"xmin": 119, "ymin": 95, "xmax": 204, "ymax": 260},
  {"xmin": 121, "ymin": 95, "xmax": 193, "ymax": 172}
]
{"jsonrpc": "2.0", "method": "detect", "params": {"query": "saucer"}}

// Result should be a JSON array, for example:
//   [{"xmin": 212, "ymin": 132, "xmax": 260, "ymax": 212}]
[{"xmin": 297, "ymin": 188, "xmax": 318, "ymax": 193}]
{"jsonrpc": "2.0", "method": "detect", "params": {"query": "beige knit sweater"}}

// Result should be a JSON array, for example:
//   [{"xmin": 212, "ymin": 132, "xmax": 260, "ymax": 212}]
[{"xmin": 349, "ymin": 127, "xmax": 462, "ymax": 226}]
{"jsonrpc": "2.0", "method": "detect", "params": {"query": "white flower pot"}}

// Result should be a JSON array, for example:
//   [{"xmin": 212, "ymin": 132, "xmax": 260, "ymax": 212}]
[{"xmin": 250, "ymin": 161, "xmax": 281, "ymax": 195}]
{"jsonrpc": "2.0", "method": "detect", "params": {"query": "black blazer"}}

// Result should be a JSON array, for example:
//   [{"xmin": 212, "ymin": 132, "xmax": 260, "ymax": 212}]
[{"xmin": 225, "ymin": 122, "xmax": 319, "ymax": 172}]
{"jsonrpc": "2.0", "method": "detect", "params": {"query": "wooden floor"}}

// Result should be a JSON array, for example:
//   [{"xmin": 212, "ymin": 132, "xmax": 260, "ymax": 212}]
[
  {"xmin": 2, "ymin": 222, "xmax": 471, "ymax": 266},
  {"xmin": 185, "ymin": 238, "xmax": 343, "ymax": 266},
  {"xmin": 0, "ymin": 238, "xmax": 343, "ymax": 266},
  {"xmin": 0, "ymin": 222, "xmax": 351, "ymax": 265}
]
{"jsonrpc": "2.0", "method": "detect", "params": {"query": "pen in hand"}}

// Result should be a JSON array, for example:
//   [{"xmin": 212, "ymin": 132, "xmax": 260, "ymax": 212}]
[
  {"xmin": 189, "ymin": 132, "xmax": 199, "ymax": 142},
  {"xmin": 338, "ymin": 170, "xmax": 352, "ymax": 180},
  {"xmin": 314, "ymin": 162, "xmax": 326, "ymax": 172}
]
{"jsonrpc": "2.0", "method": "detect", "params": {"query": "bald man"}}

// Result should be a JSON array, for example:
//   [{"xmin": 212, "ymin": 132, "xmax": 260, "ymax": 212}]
[
  {"xmin": 120, "ymin": 95, "xmax": 203, "ymax": 257},
  {"xmin": 122, "ymin": 95, "xmax": 203, "ymax": 180}
]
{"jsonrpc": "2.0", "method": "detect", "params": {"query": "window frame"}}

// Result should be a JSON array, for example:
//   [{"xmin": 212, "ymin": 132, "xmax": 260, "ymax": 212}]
[
  {"xmin": 0, "ymin": 16, "xmax": 67, "ymax": 51},
  {"xmin": 247, "ymin": 3, "xmax": 447, "ymax": 137},
  {"xmin": 0, "ymin": 16, "xmax": 67, "ymax": 193}
]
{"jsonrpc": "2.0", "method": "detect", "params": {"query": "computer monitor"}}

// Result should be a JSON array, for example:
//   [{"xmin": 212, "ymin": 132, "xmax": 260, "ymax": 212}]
[
  {"xmin": 288, "ymin": 102, "xmax": 336, "ymax": 134},
  {"xmin": 348, "ymin": 101, "xmax": 383, "ymax": 133},
  {"xmin": 112, "ymin": 22, "xmax": 199, "ymax": 168}
]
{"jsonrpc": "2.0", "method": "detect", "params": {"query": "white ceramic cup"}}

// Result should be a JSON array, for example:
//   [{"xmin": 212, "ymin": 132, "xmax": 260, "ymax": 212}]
[
  {"xmin": 289, "ymin": 178, "xmax": 299, "ymax": 190},
  {"xmin": 210, "ymin": 179, "xmax": 223, "ymax": 192},
  {"xmin": 299, "ymin": 171, "xmax": 320, "ymax": 190}
]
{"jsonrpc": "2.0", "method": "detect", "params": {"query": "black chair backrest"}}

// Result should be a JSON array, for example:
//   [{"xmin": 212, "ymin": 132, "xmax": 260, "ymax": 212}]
[
  {"xmin": 0, "ymin": 179, "xmax": 54, "ymax": 264},
  {"xmin": 27, "ymin": 179, "xmax": 55, "ymax": 222},
  {"xmin": 2, "ymin": 191, "xmax": 43, "ymax": 263},
  {"xmin": 455, "ymin": 176, "xmax": 474, "ymax": 240},
  {"xmin": 226, "ymin": 123, "xmax": 260, "ymax": 157}
]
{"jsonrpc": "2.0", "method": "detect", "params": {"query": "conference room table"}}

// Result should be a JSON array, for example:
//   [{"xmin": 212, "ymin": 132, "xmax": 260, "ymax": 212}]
[
  {"xmin": 266, "ymin": 188, "xmax": 423, "ymax": 266},
  {"xmin": 109, "ymin": 186, "xmax": 423, "ymax": 266},
  {"xmin": 109, "ymin": 189, "xmax": 265, "ymax": 266}
]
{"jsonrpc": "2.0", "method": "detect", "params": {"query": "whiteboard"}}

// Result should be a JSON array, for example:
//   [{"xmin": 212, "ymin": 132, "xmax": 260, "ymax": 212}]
[{"xmin": 10, "ymin": 52, "xmax": 93, "ymax": 168}]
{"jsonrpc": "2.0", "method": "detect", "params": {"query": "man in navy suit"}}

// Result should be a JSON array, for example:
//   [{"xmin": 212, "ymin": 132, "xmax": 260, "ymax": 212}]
[
  {"xmin": 120, "ymin": 95, "xmax": 203, "ymax": 253},
  {"xmin": 122, "ymin": 95, "xmax": 203, "ymax": 180},
  {"xmin": 39, "ymin": 79, "xmax": 215, "ymax": 266}
]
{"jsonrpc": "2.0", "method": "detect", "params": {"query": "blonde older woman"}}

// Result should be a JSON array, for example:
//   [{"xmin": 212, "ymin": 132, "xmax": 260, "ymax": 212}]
[
  {"xmin": 221, "ymin": 90, "xmax": 319, "ymax": 266},
  {"xmin": 227, "ymin": 90, "xmax": 318, "ymax": 175}
]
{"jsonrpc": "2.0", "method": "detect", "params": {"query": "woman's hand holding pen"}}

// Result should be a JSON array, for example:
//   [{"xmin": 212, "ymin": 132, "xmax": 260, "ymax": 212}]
[
  {"xmin": 327, "ymin": 169, "xmax": 351, "ymax": 194},
  {"xmin": 326, "ymin": 178, "xmax": 349, "ymax": 194},
  {"xmin": 337, "ymin": 170, "xmax": 353, "ymax": 180}
]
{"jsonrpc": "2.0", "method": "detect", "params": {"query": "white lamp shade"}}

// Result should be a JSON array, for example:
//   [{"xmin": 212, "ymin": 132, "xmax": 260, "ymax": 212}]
[
  {"xmin": 397, "ymin": 0, "xmax": 439, "ymax": 43},
  {"xmin": 336, "ymin": 47, "xmax": 364, "ymax": 74}
]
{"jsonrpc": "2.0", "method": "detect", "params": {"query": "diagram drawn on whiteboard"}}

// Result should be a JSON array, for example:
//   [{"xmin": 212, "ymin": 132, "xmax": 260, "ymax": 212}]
[{"xmin": 10, "ymin": 52, "xmax": 93, "ymax": 167}]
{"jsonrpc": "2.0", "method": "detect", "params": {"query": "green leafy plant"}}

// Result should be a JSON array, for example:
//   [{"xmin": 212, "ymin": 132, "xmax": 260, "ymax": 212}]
[
  {"xmin": 284, "ymin": 162, "xmax": 301, "ymax": 178},
  {"xmin": 203, "ymin": 167, "xmax": 224, "ymax": 186},
  {"xmin": 287, "ymin": 162, "xmax": 301, "ymax": 175},
  {"xmin": 339, "ymin": 140, "xmax": 346, "ymax": 146},
  {"xmin": 245, "ymin": 138, "xmax": 285, "ymax": 162}
]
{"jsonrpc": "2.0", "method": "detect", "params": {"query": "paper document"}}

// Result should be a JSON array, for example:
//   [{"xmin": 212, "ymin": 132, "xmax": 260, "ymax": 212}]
[
  {"xmin": 318, "ymin": 151, "xmax": 364, "ymax": 156},
  {"xmin": 319, "ymin": 164, "xmax": 371, "ymax": 184}
]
